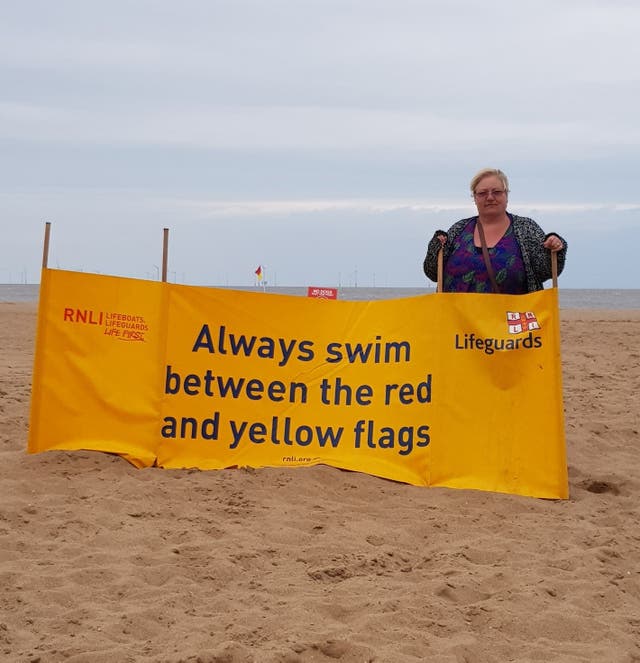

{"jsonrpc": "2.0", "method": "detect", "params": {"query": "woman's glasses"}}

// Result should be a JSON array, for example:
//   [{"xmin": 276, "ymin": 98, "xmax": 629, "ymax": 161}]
[{"xmin": 474, "ymin": 189, "xmax": 506, "ymax": 199}]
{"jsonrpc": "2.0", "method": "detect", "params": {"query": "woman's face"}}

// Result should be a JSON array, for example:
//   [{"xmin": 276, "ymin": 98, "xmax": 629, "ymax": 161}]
[{"xmin": 473, "ymin": 175, "xmax": 508, "ymax": 217}]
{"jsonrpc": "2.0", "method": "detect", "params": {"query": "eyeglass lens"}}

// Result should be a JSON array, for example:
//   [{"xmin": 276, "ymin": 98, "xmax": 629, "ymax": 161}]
[{"xmin": 475, "ymin": 190, "xmax": 505, "ymax": 198}]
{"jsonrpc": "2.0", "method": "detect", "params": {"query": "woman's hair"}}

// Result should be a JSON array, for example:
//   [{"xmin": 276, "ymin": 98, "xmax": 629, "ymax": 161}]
[{"xmin": 470, "ymin": 168, "xmax": 510, "ymax": 194}]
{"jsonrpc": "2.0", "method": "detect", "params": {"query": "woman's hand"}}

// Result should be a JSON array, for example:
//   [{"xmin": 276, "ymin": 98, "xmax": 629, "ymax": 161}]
[{"xmin": 543, "ymin": 234, "xmax": 564, "ymax": 252}]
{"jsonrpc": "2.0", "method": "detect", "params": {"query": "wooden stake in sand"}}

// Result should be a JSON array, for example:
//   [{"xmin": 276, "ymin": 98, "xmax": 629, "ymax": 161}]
[
  {"xmin": 42, "ymin": 221, "xmax": 51, "ymax": 269},
  {"xmin": 162, "ymin": 227, "xmax": 169, "ymax": 283}
]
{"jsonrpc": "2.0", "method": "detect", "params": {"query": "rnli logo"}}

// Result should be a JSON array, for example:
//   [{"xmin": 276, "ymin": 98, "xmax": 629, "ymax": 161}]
[
  {"xmin": 63, "ymin": 308, "xmax": 150, "ymax": 342},
  {"xmin": 506, "ymin": 311, "xmax": 540, "ymax": 335}
]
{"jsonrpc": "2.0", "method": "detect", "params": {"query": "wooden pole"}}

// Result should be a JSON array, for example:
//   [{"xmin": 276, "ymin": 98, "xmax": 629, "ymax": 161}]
[
  {"xmin": 42, "ymin": 221, "xmax": 51, "ymax": 269},
  {"xmin": 162, "ymin": 228, "xmax": 169, "ymax": 283},
  {"xmin": 551, "ymin": 251, "xmax": 558, "ymax": 289},
  {"xmin": 436, "ymin": 248, "xmax": 443, "ymax": 293}
]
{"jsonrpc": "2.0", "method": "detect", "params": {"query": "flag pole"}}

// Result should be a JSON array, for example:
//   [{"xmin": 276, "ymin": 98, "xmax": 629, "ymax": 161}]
[
  {"xmin": 551, "ymin": 251, "xmax": 558, "ymax": 289},
  {"xmin": 436, "ymin": 248, "xmax": 443, "ymax": 293}
]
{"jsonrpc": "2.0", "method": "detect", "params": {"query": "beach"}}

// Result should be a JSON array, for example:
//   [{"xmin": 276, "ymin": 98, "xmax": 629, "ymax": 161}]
[{"xmin": 2, "ymin": 302, "xmax": 639, "ymax": 662}]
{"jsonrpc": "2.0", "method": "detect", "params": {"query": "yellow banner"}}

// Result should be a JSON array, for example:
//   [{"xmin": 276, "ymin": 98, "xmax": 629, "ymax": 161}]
[{"xmin": 29, "ymin": 269, "xmax": 568, "ymax": 498}]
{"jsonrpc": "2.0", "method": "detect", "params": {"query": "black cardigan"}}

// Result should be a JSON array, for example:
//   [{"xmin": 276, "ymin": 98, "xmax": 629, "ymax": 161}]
[{"xmin": 423, "ymin": 214, "xmax": 567, "ymax": 293}]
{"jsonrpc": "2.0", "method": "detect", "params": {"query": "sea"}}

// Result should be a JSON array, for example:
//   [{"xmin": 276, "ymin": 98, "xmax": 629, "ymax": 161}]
[{"xmin": 1, "ymin": 283, "xmax": 639, "ymax": 309}]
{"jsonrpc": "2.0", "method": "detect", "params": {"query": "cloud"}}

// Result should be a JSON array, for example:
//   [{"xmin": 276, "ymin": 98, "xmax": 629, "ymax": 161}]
[
  {"xmin": 177, "ymin": 196, "xmax": 640, "ymax": 218},
  {"xmin": 1, "ymin": 1, "xmax": 640, "ymax": 289},
  {"xmin": 3, "ymin": 101, "xmax": 639, "ymax": 161},
  {"xmin": 2, "ymin": 1, "xmax": 640, "ymax": 149}
]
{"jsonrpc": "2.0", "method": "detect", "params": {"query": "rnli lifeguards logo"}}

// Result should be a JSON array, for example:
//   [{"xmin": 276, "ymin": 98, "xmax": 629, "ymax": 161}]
[
  {"xmin": 507, "ymin": 311, "xmax": 540, "ymax": 335},
  {"xmin": 63, "ymin": 307, "xmax": 150, "ymax": 342}
]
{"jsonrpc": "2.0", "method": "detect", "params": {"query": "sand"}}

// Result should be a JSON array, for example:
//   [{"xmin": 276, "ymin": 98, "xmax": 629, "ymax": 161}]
[{"xmin": 1, "ymin": 302, "xmax": 639, "ymax": 663}]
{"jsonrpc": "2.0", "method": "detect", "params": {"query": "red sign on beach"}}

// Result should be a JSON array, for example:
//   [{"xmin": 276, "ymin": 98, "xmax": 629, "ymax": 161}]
[{"xmin": 307, "ymin": 286, "xmax": 338, "ymax": 300}]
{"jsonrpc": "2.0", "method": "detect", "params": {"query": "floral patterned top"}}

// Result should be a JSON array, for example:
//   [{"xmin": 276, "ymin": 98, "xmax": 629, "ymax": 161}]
[
  {"xmin": 443, "ymin": 218, "xmax": 527, "ymax": 294},
  {"xmin": 424, "ymin": 214, "xmax": 568, "ymax": 293}
]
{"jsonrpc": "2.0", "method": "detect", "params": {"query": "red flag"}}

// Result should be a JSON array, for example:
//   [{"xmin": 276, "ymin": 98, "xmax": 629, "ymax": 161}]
[{"xmin": 254, "ymin": 265, "xmax": 263, "ymax": 281}]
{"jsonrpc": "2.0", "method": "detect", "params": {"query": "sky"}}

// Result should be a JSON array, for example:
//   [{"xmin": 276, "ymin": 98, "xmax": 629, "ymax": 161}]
[{"xmin": 2, "ymin": 0, "xmax": 639, "ymax": 289}]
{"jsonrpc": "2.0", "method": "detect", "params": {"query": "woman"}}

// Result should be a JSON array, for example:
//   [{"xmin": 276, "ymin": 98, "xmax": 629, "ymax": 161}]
[{"xmin": 423, "ymin": 168, "xmax": 567, "ymax": 293}]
